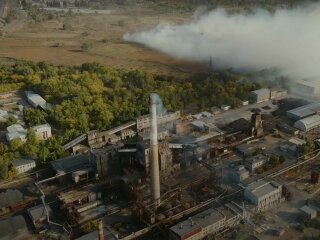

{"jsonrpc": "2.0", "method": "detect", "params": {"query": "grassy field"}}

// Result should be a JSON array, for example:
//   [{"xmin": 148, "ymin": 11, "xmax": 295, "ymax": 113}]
[{"xmin": 0, "ymin": 5, "xmax": 205, "ymax": 78}]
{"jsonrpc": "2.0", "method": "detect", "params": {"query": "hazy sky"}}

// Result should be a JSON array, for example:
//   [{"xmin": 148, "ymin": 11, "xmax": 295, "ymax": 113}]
[{"xmin": 124, "ymin": 3, "xmax": 320, "ymax": 79}]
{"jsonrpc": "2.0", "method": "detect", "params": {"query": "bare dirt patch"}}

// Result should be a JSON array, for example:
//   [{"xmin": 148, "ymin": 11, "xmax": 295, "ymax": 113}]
[{"xmin": 0, "ymin": 6, "xmax": 204, "ymax": 77}]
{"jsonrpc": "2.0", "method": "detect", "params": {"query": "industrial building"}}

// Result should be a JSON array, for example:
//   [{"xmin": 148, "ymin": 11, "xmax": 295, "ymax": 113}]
[
  {"xmin": 286, "ymin": 101, "xmax": 320, "ymax": 120},
  {"xmin": 293, "ymin": 77, "xmax": 320, "ymax": 97},
  {"xmin": 244, "ymin": 180, "xmax": 284, "ymax": 212},
  {"xmin": 137, "ymin": 127, "xmax": 169, "ymax": 141},
  {"xmin": 10, "ymin": 90, "xmax": 307, "ymax": 239},
  {"xmin": 90, "ymin": 145, "xmax": 120, "ymax": 178},
  {"xmin": 50, "ymin": 154, "xmax": 93, "ymax": 176},
  {"xmin": 276, "ymin": 122, "xmax": 299, "ymax": 135},
  {"xmin": 300, "ymin": 205, "xmax": 318, "ymax": 220},
  {"xmin": 293, "ymin": 115, "xmax": 320, "ymax": 132},
  {"xmin": 280, "ymin": 138, "xmax": 306, "ymax": 155},
  {"xmin": 270, "ymin": 88, "xmax": 287, "ymax": 100},
  {"xmin": 25, "ymin": 91, "xmax": 47, "ymax": 109},
  {"xmin": 87, "ymin": 121, "xmax": 136, "ymax": 148},
  {"xmin": 250, "ymin": 113, "xmax": 264, "ymax": 137},
  {"xmin": 169, "ymin": 206, "xmax": 241, "ymax": 240},
  {"xmin": 236, "ymin": 144, "xmax": 255, "ymax": 157},
  {"xmin": 233, "ymin": 165, "xmax": 250, "ymax": 182},
  {"xmin": 249, "ymin": 88, "xmax": 270, "ymax": 103},
  {"xmin": 244, "ymin": 154, "xmax": 269, "ymax": 173},
  {"xmin": 6, "ymin": 123, "xmax": 52, "ymax": 143},
  {"xmin": 33, "ymin": 123, "xmax": 52, "ymax": 140},
  {"xmin": 6, "ymin": 124, "xmax": 28, "ymax": 143},
  {"xmin": 27, "ymin": 204, "xmax": 52, "ymax": 228},
  {"xmin": 136, "ymin": 141, "xmax": 174, "ymax": 175},
  {"xmin": 58, "ymin": 185, "xmax": 104, "ymax": 225},
  {"xmin": 136, "ymin": 110, "xmax": 180, "ymax": 132},
  {"xmin": 11, "ymin": 159, "xmax": 36, "ymax": 174}
]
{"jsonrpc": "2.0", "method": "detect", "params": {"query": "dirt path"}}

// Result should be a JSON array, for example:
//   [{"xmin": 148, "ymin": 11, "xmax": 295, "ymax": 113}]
[
  {"xmin": 0, "ymin": 0, "xmax": 9, "ymax": 19},
  {"xmin": 0, "ymin": 0, "xmax": 26, "ymax": 33}
]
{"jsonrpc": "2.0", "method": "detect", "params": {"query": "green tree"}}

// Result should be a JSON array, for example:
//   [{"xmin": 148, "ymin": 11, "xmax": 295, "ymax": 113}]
[
  {"xmin": 80, "ymin": 220, "xmax": 99, "ymax": 234},
  {"xmin": 23, "ymin": 108, "xmax": 47, "ymax": 126},
  {"xmin": 22, "ymin": 129, "xmax": 40, "ymax": 158},
  {"xmin": 10, "ymin": 138, "xmax": 23, "ymax": 152},
  {"xmin": 37, "ymin": 143, "xmax": 50, "ymax": 166},
  {"xmin": 0, "ymin": 155, "xmax": 9, "ymax": 180},
  {"xmin": 0, "ymin": 142, "xmax": 8, "ymax": 155},
  {"xmin": 269, "ymin": 155, "xmax": 280, "ymax": 167},
  {"xmin": 7, "ymin": 166, "xmax": 19, "ymax": 180},
  {"xmin": 6, "ymin": 116, "xmax": 17, "ymax": 126}
]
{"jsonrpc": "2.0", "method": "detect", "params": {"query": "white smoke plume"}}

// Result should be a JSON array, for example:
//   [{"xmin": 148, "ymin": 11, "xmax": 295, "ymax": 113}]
[{"xmin": 124, "ymin": 3, "xmax": 320, "ymax": 79}]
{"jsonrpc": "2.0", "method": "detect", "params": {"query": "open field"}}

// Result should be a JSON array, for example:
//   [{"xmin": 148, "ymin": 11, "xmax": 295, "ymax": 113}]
[{"xmin": 0, "ymin": 5, "xmax": 206, "ymax": 78}]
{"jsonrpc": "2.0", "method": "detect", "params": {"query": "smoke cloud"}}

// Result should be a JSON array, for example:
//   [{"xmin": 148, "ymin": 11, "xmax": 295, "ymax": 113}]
[{"xmin": 124, "ymin": 3, "xmax": 320, "ymax": 79}]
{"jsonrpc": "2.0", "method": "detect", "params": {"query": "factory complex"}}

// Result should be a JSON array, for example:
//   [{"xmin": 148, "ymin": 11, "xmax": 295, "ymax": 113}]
[{"xmin": 2, "ymin": 86, "xmax": 320, "ymax": 240}]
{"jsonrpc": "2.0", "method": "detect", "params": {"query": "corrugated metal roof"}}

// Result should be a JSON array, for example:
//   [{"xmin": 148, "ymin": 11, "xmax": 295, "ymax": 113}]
[
  {"xmin": 11, "ymin": 159, "xmax": 35, "ymax": 168},
  {"xmin": 6, "ymin": 124, "xmax": 25, "ymax": 133},
  {"xmin": 294, "ymin": 115, "xmax": 320, "ymax": 132},
  {"xmin": 287, "ymin": 101, "xmax": 320, "ymax": 119},
  {"xmin": 27, "ymin": 204, "xmax": 52, "ymax": 222},
  {"xmin": 50, "ymin": 154, "xmax": 90, "ymax": 174},
  {"xmin": 33, "ymin": 123, "xmax": 51, "ymax": 131}
]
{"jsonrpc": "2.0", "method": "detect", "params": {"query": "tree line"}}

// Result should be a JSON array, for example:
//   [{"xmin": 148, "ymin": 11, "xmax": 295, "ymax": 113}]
[{"xmin": 0, "ymin": 61, "xmax": 260, "ymax": 179}]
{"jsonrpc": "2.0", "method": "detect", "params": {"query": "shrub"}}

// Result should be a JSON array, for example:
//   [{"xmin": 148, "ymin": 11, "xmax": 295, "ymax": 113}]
[{"xmin": 81, "ymin": 42, "xmax": 93, "ymax": 52}]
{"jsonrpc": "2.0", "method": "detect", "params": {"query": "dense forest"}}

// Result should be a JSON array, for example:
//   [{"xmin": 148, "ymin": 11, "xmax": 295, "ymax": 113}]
[
  {"xmin": 0, "ymin": 61, "xmax": 259, "ymax": 132},
  {"xmin": 0, "ymin": 61, "xmax": 261, "ymax": 179}
]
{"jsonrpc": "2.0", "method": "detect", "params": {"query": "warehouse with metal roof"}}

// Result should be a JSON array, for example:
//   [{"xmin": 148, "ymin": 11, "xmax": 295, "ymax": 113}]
[
  {"xmin": 249, "ymin": 88, "xmax": 270, "ymax": 103},
  {"xmin": 294, "ymin": 115, "xmax": 320, "ymax": 132},
  {"xmin": 287, "ymin": 101, "xmax": 320, "ymax": 120},
  {"xmin": 244, "ymin": 180, "xmax": 283, "ymax": 211}
]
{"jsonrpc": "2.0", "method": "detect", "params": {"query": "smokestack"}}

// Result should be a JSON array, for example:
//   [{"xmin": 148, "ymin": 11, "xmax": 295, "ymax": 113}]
[
  {"xmin": 98, "ymin": 219, "xmax": 104, "ymax": 240},
  {"xmin": 150, "ymin": 93, "xmax": 161, "ymax": 205}
]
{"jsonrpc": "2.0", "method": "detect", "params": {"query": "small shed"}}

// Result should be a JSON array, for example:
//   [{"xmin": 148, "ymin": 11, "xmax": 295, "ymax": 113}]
[
  {"xmin": 28, "ymin": 204, "xmax": 52, "ymax": 228},
  {"xmin": 300, "ymin": 205, "xmax": 317, "ymax": 220},
  {"xmin": 221, "ymin": 105, "xmax": 231, "ymax": 111}
]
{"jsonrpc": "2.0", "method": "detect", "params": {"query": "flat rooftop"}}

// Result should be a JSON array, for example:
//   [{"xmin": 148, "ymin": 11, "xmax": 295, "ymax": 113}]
[
  {"xmin": 50, "ymin": 154, "xmax": 90, "ymax": 174},
  {"xmin": 246, "ymin": 180, "xmax": 282, "ymax": 199},
  {"xmin": 170, "ymin": 208, "xmax": 225, "ymax": 237}
]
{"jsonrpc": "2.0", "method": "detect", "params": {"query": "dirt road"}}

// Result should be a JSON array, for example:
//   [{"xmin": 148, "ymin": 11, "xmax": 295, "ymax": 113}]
[{"xmin": 0, "ymin": 0, "xmax": 26, "ymax": 33}]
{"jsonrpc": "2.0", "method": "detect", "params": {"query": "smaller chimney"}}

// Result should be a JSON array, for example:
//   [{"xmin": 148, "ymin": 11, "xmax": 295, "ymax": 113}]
[{"xmin": 98, "ymin": 219, "xmax": 104, "ymax": 240}]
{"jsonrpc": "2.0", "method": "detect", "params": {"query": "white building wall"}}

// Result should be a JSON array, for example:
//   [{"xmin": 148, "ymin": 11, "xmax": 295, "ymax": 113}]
[
  {"xmin": 15, "ymin": 161, "xmax": 36, "ymax": 174},
  {"xmin": 33, "ymin": 125, "xmax": 52, "ymax": 140}
]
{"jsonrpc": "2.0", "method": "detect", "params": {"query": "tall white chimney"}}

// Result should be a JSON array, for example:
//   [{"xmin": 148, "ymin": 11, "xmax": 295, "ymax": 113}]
[{"xmin": 150, "ymin": 93, "xmax": 161, "ymax": 205}]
